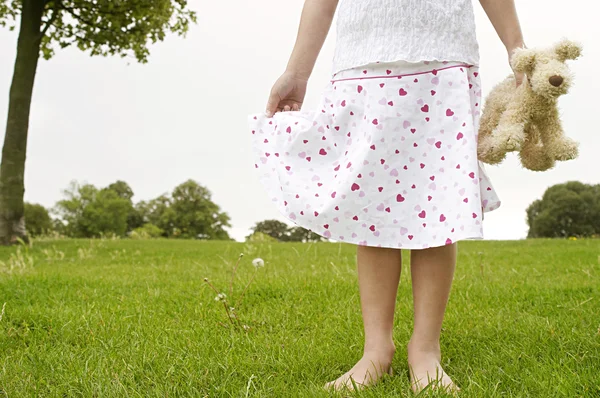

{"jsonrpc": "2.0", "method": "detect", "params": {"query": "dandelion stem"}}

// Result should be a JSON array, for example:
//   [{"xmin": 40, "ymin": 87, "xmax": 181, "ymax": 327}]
[
  {"xmin": 229, "ymin": 253, "xmax": 244, "ymax": 298},
  {"xmin": 222, "ymin": 301, "xmax": 236, "ymax": 327},
  {"xmin": 229, "ymin": 307, "xmax": 244, "ymax": 330},
  {"xmin": 204, "ymin": 278, "xmax": 221, "ymax": 295},
  {"xmin": 0, "ymin": 302, "xmax": 6, "ymax": 323},
  {"xmin": 234, "ymin": 268, "xmax": 258, "ymax": 309}
]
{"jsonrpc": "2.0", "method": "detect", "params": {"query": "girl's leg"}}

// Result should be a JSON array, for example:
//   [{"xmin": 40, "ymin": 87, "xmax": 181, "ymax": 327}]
[
  {"xmin": 408, "ymin": 243, "xmax": 459, "ymax": 393},
  {"xmin": 325, "ymin": 245, "xmax": 401, "ymax": 391}
]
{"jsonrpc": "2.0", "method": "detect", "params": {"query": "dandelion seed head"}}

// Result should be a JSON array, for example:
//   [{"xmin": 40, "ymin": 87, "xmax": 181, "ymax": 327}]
[
  {"xmin": 252, "ymin": 258, "xmax": 265, "ymax": 268},
  {"xmin": 214, "ymin": 293, "xmax": 227, "ymax": 302},
  {"xmin": 203, "ymin": 277, "xmax": 209, "ymax": 282}
]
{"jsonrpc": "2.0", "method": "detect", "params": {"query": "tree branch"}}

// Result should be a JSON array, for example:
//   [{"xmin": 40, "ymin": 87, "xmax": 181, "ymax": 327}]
[
  {"xmin": 39, "ymin": 0, "xmax": 61, "ymax": 39},
  {"xmin": 62, "ymin": 5, "xmax": 104, "ymax": 31},
  {"xmin": 61, "ymin": 5, "xmax": 138, "ymax": 35}
]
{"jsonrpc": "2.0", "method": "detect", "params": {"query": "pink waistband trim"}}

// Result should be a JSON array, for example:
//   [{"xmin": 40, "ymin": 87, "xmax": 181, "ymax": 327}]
[{"xmin": 330, "ymin": 63, "xmax": 475, "ymax": 83}]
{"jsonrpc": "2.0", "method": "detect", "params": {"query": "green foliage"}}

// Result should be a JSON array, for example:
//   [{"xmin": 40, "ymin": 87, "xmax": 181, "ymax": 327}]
[
  {"xmin": 245, "ymin": 231, "xmax": 278, "ymax": 242},
  {"xmin": 105, "ymin": 180, "xmax": 143, "ymax": 232},
  {"xmin": 130, "ymin": 223, "xmax": 163, "ymax": 239},
  {"xmin": 0, "ymin": 0, "xmax": 18, "ymax": 30},
  {"xmin": 249, "ymin": 219, "xmax": 324, "ymax": 242},
  {"xmin": 288, "ymin": 225, "xmax": 325, "ymax": 243},
  {"xmin": 45, "ymin": 179, "xmax": 232, "ymax": 240},
  {"xmin": 250, "ymin": 219, "xmax": 290, "ymax": 241},
  {"xmin": 23, "ymin": 202, "xmax": 52, "ymax": 237},
  {"xmin": 527, "ymin": 181, "xmax": 600, "ymax": 238},
  {"xmin": 1, "ymin": 0, "xmax": 197, "ymax": 61},
  {"xmin": 55, "ymin": 181, "xmax": 131, "ymax": 238},
  {"xmin": 22, "ymin": 179, "xmax": 234, "ymax": 243},
  {"xmin": 135, "ymin": 195, "xmax": 172, "ymax": 236},
  {"xmin": 106, "ymin": 180, "xmax": 134, "ymax": 201},
  {"xmin": 168, "ymin": 180, "xmax": 231, "ymax": 240}
]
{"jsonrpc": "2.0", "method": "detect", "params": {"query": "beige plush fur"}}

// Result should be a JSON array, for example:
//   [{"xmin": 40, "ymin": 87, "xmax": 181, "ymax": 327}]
[{"xmin": 477, "ymin": 39, "xmax": 582, "ymax": 171}]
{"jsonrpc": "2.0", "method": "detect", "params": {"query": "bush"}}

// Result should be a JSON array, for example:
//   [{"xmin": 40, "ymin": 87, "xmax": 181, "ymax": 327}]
[
  {"xmin": 24, "ymin": 203, "xmax": 53, "ymax": 237},
  {"xmin": 527, "ymin": 181, "xmax": 600, "ymax": 238},
  {"xmin": 131, "ymin": 223, "xmax": 164, "ymax": 239},
  {"xmin": 245, "ymin": 231, "xmax": 278, "ymax": 242},
  {"xmin": 55, "ymin": 182, "xmax": 132, "ymax": 238}
]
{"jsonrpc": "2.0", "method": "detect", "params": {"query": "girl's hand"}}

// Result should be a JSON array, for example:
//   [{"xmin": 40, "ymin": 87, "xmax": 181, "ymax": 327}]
[
  {"xmin": 508, "ymin": 44, "xmax": 526, "ymax": 87},
  {"xmin": 478, "ymin": 0, "xmax": 525, "ymax": 86},
  {"xmin": 265, "ymin": 71, "xmax": 308, "ymax": 117}
]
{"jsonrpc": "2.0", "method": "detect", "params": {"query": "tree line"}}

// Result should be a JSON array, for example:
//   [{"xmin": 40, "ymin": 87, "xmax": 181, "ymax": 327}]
[
  {"xmin": 22, "ymin": 180, "xmax": 600, "ymax": 241},
  {"xmin": 26, "ymin": 179, "xmax": 232, "ymax": 240},
  {"xmin": 24, "ymin": 179, "xmax": 326, "ymax": 242}
]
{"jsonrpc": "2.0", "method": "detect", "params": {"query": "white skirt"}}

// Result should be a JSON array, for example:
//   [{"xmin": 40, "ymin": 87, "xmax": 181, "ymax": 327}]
[{"xmin": 247, "ymin": 60, "xmax": 501, "ymax": 249}]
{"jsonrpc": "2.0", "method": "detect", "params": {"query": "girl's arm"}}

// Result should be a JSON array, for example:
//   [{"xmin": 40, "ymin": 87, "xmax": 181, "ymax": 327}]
[
  {"xmin": 285, "ymin": 0, "xmax": 339, "ymax": 80},
  {"xmin": 479, "ymin": 0, "xmax": 526, "ymax": 84},
  {"xmin": 265, "ymin": 0, "xmax": 338, "ymax": 116}
]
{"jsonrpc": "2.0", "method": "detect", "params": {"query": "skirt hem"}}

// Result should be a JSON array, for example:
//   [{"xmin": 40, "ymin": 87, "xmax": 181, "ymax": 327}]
[{"xmin": 267, "ymin": 192, "xmax": 485, "ymax": 250}]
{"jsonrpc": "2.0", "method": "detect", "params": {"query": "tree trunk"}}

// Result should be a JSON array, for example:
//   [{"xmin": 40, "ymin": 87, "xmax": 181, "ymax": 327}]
[{"xmin": 0, "ymin": 0, "xmax": 45, "ymax": 245}]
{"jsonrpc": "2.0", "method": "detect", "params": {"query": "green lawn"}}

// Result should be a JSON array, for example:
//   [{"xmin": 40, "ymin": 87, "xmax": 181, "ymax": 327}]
[{"xmin": 1, "ymin": 239, "xmax": 599, "ymax": 397}]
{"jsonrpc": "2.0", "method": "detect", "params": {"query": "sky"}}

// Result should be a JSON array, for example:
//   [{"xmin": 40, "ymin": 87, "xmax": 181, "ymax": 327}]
[{"xmin": 0, "ymin": 0, "xmax": 598, "ymax": 242}]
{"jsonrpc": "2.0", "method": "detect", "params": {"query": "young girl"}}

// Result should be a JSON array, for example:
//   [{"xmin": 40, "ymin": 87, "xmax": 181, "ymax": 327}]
[{"xmin": 248, "ymin": 0, "xmax": 524, "ymax": 392}]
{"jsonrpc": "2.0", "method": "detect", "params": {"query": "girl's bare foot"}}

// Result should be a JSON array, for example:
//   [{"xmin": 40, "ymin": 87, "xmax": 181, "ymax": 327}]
[
  {"xmin": 324, "ymin": 346, "xmax": 395, "ymax": 391},
  {"xmin": 407, "ymin": 340, "xmax": 459, "ymax": 394}
]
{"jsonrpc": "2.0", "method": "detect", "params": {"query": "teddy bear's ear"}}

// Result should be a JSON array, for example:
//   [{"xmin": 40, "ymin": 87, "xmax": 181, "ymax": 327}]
[
  {"xmin": 510, "ymin": 47, "xmax": 536, "ymax": 74},
  {"xmin": 554, "ymin": 39, "xmax": 582, "ymax": 62}
]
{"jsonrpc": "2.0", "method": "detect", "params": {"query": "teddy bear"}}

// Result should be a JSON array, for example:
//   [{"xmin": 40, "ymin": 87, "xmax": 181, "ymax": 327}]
[{"xmin": 477, "ymin": 39, "xmax": 582, "ymax": 171}]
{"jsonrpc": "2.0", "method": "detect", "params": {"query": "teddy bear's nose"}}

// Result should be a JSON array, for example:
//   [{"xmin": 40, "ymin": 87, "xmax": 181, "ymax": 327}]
[{"xmin": 549, "ymin": 75, "xmax": 564, "ymax": 87}]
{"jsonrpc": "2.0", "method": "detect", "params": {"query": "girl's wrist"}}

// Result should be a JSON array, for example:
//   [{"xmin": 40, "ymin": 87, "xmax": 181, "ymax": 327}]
[
  {"xmin": 285, "ymin": 67, "xmax": 311, "ymax": 81},
  {"xmin": 505, "ymin": 39, "xmax": 526, "ymax": 54}
]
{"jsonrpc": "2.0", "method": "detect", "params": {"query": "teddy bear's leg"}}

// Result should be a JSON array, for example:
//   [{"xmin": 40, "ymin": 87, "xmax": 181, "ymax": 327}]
[
  {"xmin": 539, "ymin": 109, "xmax": 579, "ymax": 162},
  {"xmin": 477, "ymin": 102, "xmax": 507, "ymax": 164},
  {"xmin": 493, "ymin": 103, "xmax": 527, "ymax": 152},
  {"xmin": 519, "ymin": 125, "xmax": 556, "ymax": 171},
  {"xmin": 478, "ymin": 135, "xmax": 508, "ymax": 164}
]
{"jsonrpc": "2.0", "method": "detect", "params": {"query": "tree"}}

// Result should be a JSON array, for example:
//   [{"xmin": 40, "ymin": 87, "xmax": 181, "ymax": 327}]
[
  {"xmin": 135, "ymin": 180, "xmax": 232, "ymax": 240},
  {"xmin": 106, "ymin": 180, "xmax": 133, "ymax": 201},
  {"xmin": 169, "ymin": 180, "xmax": 231, "ymax": 239},
  {"xmin": 250, "ymin": 219, "xmax": 291, "ymax": 241},
  {"xmin": 55, "ymin": 181, "xmax": 131, "ymax": 237},
  {"xmin": 135, "ymin": 195, "xmax": 173, "ymax": 236},
  {"xmin": 23, "ymin": 202, "xmax": 52, "ymax": 236},
  {"xmin": 288, "ymin": 226, "xmax": 325, "ymax": 243},
  {"xmin": 0, "ymin": 1, "xmax": 196, "ymax": 244},
  {"xmin": 245, "ymin": 231, "xmax": 278, "ymax": 242},
  {"xmin": 526, "ymin": 181, "xmax": 600, "ymax": 238},
  {"xmin": 105, "ymin": 180, "xmax": 143, "ymax": 232},
  {"xmin": 247, "ymin": 219, "xmax": 325, "ymax": 242}
]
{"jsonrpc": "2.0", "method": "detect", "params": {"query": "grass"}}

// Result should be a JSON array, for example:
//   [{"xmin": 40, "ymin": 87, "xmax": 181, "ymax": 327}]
[{"xmin": 0, "ymin": 238, "xmax": 599, "ymax": 397}]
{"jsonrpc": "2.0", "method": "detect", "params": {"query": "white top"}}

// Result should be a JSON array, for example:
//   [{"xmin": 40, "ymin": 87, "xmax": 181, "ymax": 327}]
[{"xmin": 331, "ymin": 0, "xmax": 480, "ymax": 75}]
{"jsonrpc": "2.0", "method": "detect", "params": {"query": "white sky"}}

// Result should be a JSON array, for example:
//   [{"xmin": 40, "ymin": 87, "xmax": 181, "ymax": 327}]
[{"xmin": 0, "ymin": 0, "xmax": 597, "ymax": 242}]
